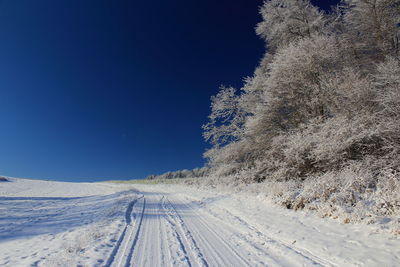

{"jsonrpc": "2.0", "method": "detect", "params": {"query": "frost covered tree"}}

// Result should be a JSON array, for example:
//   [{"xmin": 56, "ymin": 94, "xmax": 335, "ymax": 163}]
[
  {"xmin": 256, "ymin": 0, "xmax": 326, "ymax": 52},
  {"xmin": 374, "ymin": 56, "xmax": 400, "ymax": 167},
  {"xmin": 203, "ymin": 0, "xmax": 400, "ymax": 184},
  {"xmin": 260, "ymin": 35, "xmax": 341, "ymax": 127},
  {"xmin": 342, "ymin": 0, "xmax": 400, "ymax": 57},
  {"xmin": 202, "ymin": 86, "xmax": 246, "ymax": 148}
]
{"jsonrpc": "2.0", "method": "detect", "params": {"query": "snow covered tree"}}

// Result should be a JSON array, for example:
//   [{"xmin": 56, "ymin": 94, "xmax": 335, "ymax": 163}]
[
  {"xmin": 256, "ymin": 0, "xmax": 326, "ymax": 52},
  {"xmin": 374, "ymin": 56, "xmax": 400, "ymax": 168},
  {"xmin": 375, "ymin": 56, "xmax": 400, "ymax": 117},
  {"xmin": 342, "ymin": 0, "xmax": 400, "ymax": 57},
  {"xmin": 202, "ymin": 0, "xmax": 400, "ymax": 185},
  {"xmin": 202, "ymin": 86, "xmax": 246, "ymax": 148}
]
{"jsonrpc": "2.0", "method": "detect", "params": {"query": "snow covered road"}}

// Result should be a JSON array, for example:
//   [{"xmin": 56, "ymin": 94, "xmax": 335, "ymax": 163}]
[
  {"xmin": 1, "ymin": 178, "xmax": 399, "ymax": 266},
  {"xmin": 106, "ymin": 193, "xmax": 264, "ymax": 267},
  {"xmin": 105, "ymin": 185, "xmax": 400, "ymax": 267}
]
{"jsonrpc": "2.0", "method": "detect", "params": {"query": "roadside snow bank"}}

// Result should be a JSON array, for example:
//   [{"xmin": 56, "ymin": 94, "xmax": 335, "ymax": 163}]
[{"xmin": 182, "ymin": 172, "xmax": 400, "ymax": 235}]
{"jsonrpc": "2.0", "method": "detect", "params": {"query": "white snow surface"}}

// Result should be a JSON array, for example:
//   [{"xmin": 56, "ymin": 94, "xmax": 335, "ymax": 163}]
[{"xmin": 0, "ymin": 178, "xmax": 399, "ymax": 267}]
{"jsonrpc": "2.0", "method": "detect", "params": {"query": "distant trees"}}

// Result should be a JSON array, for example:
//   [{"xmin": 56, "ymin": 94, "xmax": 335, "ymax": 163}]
[
  {"xmin": 203, "ymin": 0, "xmax": 400, "ymax": 184},
  {"xmin": 145, "ymin": 167, "xmax": 210, "ymax": 180}
]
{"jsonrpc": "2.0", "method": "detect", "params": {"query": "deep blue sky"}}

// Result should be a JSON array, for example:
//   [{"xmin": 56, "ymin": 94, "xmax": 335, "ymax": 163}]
[{"xmin": 0, "ymin": 0, "xmax": 339, "ymax": 182}]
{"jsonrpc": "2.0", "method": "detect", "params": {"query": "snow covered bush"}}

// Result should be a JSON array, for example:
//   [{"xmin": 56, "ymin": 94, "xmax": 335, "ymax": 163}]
[{"xmin": 373, "ymin": 169, "xmax": 400, "ymax": 217}]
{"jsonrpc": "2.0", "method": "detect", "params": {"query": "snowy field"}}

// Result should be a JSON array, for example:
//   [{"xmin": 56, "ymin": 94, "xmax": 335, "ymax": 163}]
[{"xmin": 0, "ymin": 178, "xmax": 399, "ymax": 266}]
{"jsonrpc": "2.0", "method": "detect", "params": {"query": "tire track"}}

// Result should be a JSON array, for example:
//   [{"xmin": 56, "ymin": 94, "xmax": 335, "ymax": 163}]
[
  {"xmin": 104, "ymin": 197, "xmax": 140, "ymax": 267},
  {"xmin": 130, "ymin": 195, "xmax": 165, "ymax": 267},
  {"xmin": 124, "ymin": 197, "xmax": 146, "ymax": 267},
  {"xmin": 104, "ymin": 196, "xmax": 146, "ymax": 267},
  {"xmin": 168, "ymin": 196, "xmax": 252, "ymax": 267},
  {"xmin": 157, "ymin": 197, "xmax": 174, "ymax": 267},
  {"xmin": 193, "ymin": 200, "xmax": 336, "ymax": 267},
  {"xmin": 106, "ymin": 191, "xmax": 333, "ymax": 267},
  {"xmin": 162, "ymin": 196, "xmax": 208, "ymax": 267}
]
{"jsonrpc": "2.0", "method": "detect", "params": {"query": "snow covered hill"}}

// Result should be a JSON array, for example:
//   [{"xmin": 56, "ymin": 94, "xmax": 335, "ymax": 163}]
[{"xmin": 0, "ymin": 178, "xmax": 399, "ymax": 266}]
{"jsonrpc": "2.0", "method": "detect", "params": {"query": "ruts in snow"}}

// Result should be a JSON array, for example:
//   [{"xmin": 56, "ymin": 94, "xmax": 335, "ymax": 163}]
[{"xmin": 104, "ymin": 192, "xmax": 329, "ymax": 267}]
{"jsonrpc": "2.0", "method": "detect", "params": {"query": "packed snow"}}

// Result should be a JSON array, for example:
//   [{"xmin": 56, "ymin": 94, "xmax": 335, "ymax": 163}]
[{"xmin": 0, "ymin": 177, "xmax": 399, "ymax": 266}]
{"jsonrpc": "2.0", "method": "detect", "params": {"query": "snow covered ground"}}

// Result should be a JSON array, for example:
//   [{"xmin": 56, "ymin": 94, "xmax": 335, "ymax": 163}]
[
  {"xmin": 0, "ymin": 178, "xmax": 139, "ymax": 266},
  {"xmin": 0, "ymin": 178, "xmax": 399, "ymax": 266}
]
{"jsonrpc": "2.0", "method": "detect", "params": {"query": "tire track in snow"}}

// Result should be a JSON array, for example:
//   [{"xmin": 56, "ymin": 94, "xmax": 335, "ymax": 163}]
[
  {"xmin": 156, "ymin": 196, "xmax": 174, "ymax": 267},
  {"xmin": 104, "ymin": 197, "xmax": 140, "ymax": 267},
  {"xmin": 104, "ymin": 195, "xmax": 146, "ymax": 267},
  {"xmin": 131, "ymin": 194, "xmax": 192, "ymax": 267},
  {"xmin": 124, "ymin": 197, "xmax": 146, "ymax": 267},
  {"xmin": 194, "ymin": 200, "xmax": 336, "ymax": 267},
  {"xmin": 162, "ymin": 196, "xmax": 208, "ymax": 267},
  {"xmin": 130, "ymin": 195, "xmax": 163, "ymax": 267},
  {"xmin": 169, "ymin": 196, "xmax": 251, "ymax": 267},
  {"xmin": 107, "ymin": 191, "xmax": 330, "ymax": 267}
]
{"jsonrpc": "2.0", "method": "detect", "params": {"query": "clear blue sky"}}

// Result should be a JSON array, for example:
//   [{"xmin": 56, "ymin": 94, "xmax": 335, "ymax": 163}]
[{"xmin": 0, "ymin": 0, "xmax": 339, "ymax": 182}]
